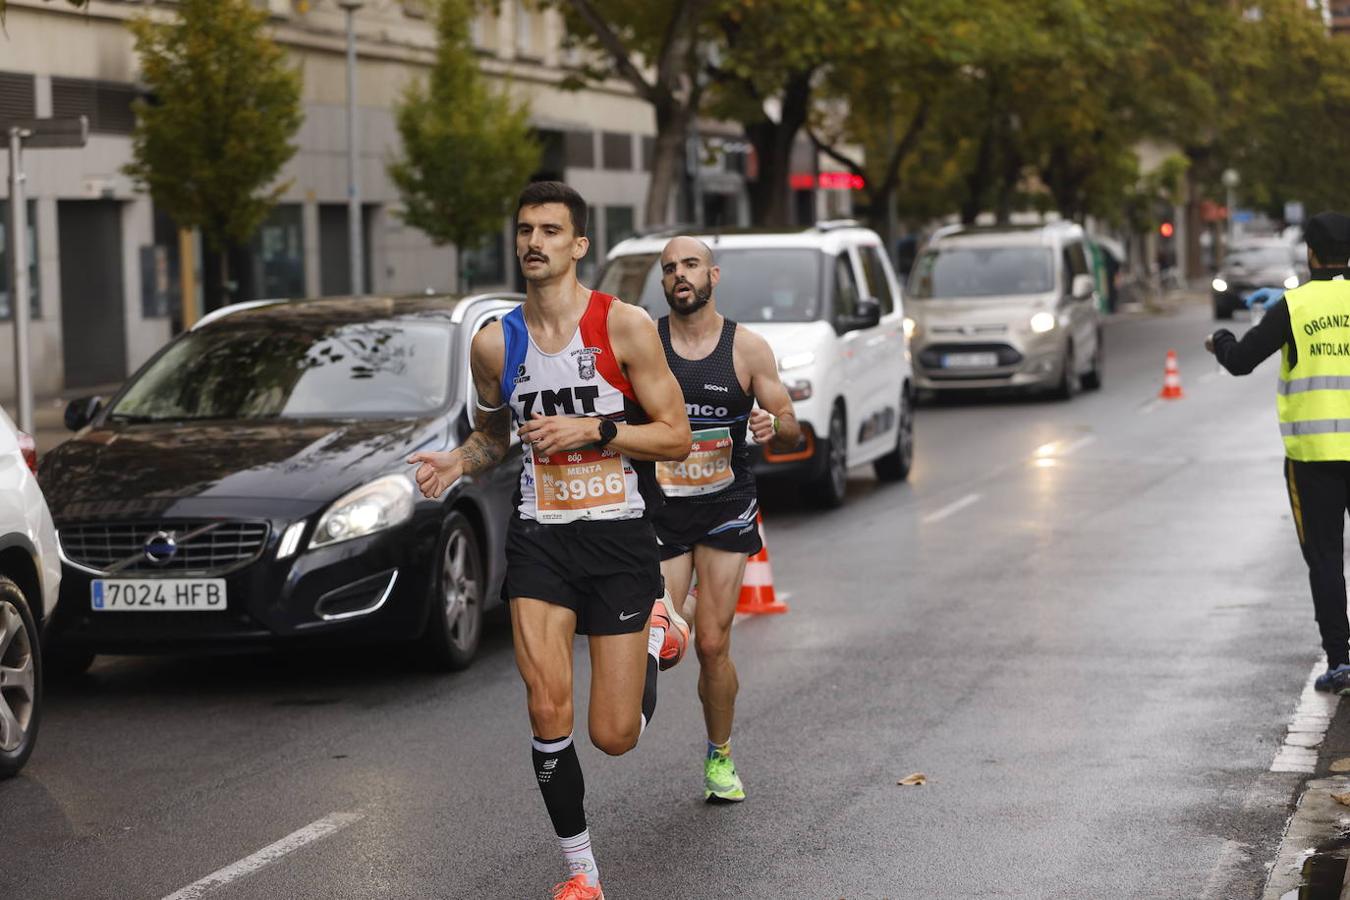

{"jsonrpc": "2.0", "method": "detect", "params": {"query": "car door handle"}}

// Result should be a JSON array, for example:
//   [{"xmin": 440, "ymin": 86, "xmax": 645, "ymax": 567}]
[{"xmin": 865, "ymin": 335, "xmax": 889, "ymax": 348}]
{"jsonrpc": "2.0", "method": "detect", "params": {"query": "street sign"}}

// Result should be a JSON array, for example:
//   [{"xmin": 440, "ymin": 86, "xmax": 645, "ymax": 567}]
[
  {"xmin": 1285, "ymin": 201, "xmax": 1305, "ymax": 225},
  {"xmin": 3, "ymin": 115, "xmax": 88, "ymax": 148}
]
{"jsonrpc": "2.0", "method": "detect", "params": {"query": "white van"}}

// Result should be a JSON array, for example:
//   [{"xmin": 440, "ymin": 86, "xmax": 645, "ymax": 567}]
[{"xmin": 600, "ymin": 222, "xmax": 913, "ymax": 508}]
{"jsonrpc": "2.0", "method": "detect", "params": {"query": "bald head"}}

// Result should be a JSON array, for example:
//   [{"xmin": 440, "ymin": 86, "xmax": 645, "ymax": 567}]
[
  {"xmin": 662, "ymin": 235, "xmax": 715, "ymax": 267},
  {"xmin": 660, "ymin": 235, "xmax": 719, "ymax": 316}
]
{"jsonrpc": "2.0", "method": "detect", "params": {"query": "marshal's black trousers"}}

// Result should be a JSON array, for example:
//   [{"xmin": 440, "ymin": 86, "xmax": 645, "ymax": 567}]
[{"xmin": 1285, "ymin": 458, "xmax": 1350, "ymax": 668}]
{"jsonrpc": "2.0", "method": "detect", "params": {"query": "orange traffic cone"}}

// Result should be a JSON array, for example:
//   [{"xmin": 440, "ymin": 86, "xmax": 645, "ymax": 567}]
[
  {"xmin": 736, "ymin": 513, "xmax": 788, "ymax": 615},
  {"xmin": 1159, "ymin": 349, "xmax": 1184, "ymax": 400}
]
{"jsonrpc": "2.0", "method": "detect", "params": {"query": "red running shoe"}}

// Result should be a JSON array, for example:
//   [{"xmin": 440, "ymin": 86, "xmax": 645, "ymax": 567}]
[
  {"xmin": 552, "ymin": 874, "xmax": 604, "ymax": 899},
  {"xmin": 651, "ymin": 593, "xmax": 689, "ymax": 671}
]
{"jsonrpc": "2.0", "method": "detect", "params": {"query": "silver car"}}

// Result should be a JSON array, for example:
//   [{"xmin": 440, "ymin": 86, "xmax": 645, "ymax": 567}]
[{"xmin": 906, "ymin": 223, "xmax": 1104, "ymax": 399}]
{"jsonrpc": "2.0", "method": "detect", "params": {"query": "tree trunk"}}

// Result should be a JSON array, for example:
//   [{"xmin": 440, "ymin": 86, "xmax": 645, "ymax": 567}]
[
  {"xmin": 202, "ymin": 245, "xmax": 229, "ymax": 313},
  {"xmin": 743, "ymin": 72, "xmax": 814, "ymax": 227},
  {"xmin": 962, "ymin": 124, "xmax": 995, "ymax": 225},
  {"xmin": 645, "ymin": 99, "xmax": 691, "ymax": 227}
]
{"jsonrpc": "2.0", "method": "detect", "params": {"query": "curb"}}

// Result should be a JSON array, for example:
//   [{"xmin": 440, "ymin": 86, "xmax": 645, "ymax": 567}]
[{"xmin": 1263, "ymin": 777, "xmax": 1350, "ymax": 899}]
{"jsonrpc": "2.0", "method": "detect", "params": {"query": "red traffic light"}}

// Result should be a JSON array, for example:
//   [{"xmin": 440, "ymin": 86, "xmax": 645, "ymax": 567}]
[{"xmin": 1159, "ymin": 222, "xmax": 1175, "ymax": 238}]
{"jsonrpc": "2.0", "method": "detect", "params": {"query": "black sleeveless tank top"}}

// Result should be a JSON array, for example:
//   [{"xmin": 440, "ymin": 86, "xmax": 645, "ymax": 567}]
[{"xmin": 657, "ymin": 316, "xmax": 756, "ymax": 504}]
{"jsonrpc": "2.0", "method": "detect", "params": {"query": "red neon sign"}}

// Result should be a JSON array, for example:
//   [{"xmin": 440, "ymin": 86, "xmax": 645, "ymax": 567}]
[{"xmin": 789, "ymin": 172, "xmax": 865, "ymax": 191}]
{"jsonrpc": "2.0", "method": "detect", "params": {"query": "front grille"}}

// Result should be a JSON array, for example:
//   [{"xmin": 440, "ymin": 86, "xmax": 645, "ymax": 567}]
[
  {"xmin": 59, "ymin": 521, "xmax": 270, "ymax": 574},
  {"xmin": 930, "ymin": 324, "xmax": 1008, "ymax": 336}
]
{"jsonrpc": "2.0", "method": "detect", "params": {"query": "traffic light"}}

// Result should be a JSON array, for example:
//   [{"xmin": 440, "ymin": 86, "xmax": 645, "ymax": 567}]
[{"xmin": 1159, "ymin": 221, "xmax": 1175, "ymax": 238}]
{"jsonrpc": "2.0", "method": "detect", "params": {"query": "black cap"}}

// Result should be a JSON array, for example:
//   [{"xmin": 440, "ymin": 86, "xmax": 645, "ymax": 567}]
[{"xmin": 1305, "ymin": 211, "xmax": 1350, "ymax": 267}]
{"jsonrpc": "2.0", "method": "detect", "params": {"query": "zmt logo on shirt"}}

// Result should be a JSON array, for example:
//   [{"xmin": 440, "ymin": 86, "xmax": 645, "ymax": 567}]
[{"xmin": 518, "ymin": 386, "xmax": 603, "ymax": 417}]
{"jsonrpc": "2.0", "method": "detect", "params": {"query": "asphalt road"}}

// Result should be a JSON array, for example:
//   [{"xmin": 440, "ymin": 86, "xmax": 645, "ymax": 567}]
[{"xmin": 0, "ymin": 298, "xmax": 1321, "ymax": 899}]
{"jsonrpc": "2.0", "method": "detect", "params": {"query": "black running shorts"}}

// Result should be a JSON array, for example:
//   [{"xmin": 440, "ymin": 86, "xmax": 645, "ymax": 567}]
[
  {"xmin": 505, "ymin": 516, "xmax": 663, "ymax": 636},
  {"xmin": 652, "ymin": 497, "xmax": 763, "ymax": 562}
]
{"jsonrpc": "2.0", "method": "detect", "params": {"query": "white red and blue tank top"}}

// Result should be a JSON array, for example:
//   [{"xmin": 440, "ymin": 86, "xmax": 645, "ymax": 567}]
[{"xmin": 501, "ymin": 291, "xmax": 647, "ymax": 523}]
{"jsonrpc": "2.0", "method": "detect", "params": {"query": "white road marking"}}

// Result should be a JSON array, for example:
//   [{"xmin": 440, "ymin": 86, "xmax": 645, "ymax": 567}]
[
  {"xmin": 922, "ymin": 493, "xmax": 982, "ymax": 524},
  {"xmin": 161, "ymin": 811, "xmax": 364, "ymax": 900},
  {"xmin": 1139, "ymin": 398, "xmax": 1162, "ymax": 415},
  {"xmin": 1270, "ymin": 661, "xmax": 1339, "ymax": 774},
  {"xmin": 1199, "ymin": 370, "xmax": 1221, "ymax": 383}
]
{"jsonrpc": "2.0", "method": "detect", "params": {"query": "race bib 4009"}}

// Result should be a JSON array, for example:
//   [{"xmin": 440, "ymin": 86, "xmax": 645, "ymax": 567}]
[
  {"xmin": 656, "ymin": 427, "xmax": 735, "ymax": 497},
  {"xmin": 533, "ymin": 446, "xmax": 630, "ymax": 523}
]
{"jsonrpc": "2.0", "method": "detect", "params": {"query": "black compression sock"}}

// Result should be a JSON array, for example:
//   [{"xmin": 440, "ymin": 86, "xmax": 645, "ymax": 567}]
[{"xmin": 532, "ymin": 734, "xmax": 586, "ymax": 838}]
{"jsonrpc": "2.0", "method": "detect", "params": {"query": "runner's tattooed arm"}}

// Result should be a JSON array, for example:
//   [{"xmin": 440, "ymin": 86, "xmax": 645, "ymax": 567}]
[
  {"xmin": 407, "ymin": 323, "xmax": 510, "ymax": 499},
  {"xmin": 739, "ymin": 328, "xmax": 802, "ymax": 452}
]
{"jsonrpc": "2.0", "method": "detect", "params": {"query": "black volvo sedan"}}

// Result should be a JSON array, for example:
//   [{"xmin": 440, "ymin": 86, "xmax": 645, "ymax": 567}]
[{"xmin": 39, "ymin": 293, "xmax": 524, "ymax": 674}]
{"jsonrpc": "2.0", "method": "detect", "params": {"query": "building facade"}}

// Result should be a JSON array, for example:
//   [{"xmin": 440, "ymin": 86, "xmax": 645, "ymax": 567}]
[{"xmin": 0, "ymin": 0, "xmax": 846, "ymax": 403}]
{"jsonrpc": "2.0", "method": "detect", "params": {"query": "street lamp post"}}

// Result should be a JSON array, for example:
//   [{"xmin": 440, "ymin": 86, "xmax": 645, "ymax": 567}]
[
  {"xmin": 1222, "ymin": 168, "xmax": 1241, "ymax": 251},
  {"xmin": 5, "ymin": 116, "xmax": 86, "ymax": 435},
  {"xmin": 339, "ymin": 0, "xmax": 364, "ymax": 296}
]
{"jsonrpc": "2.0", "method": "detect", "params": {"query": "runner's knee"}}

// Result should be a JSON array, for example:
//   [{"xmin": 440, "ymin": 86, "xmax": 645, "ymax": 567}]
[
  {"xmin": 695, "ymin": 625, "xmax": 730, "ymax": 662},
  {"xmin": 525, "ymin": 682, "xmax": 573, "ymax": 733},
  {"xmin": 589, "ymin": 720, "xmax": 639, "ymax": 756}
]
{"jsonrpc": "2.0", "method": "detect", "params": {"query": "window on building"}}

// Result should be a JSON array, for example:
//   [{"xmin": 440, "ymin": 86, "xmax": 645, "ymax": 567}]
[
  {"xmin": 0, "ymin": 200, "xmax": 41, "ymax": 321},
  {"xmin": 51, "ymin": 77, "xmax": 139, "ymax": 135},
  {"xmin": 463, "ymin": 231, "xmax": 507, "ymax": 290},
  {"xmin": 601, "ymin": 132, "xmax": 633, "ymax": 172},
  {"xmin": 858, "ymin": 246, "xmax": 895, "ymax": 315},
  {"xmin": 604, "ymin": 206, "xmax": 635, "ymax": 257},
  {"xmin": 251, "ymin": 205, "xmax": 305, "ymax": 299},
  {"xmin": 515, "ymin": 0, "xmax": 541, "ymax": 60},
  {"xmin": 0, "ymin": 72, "xmax": 36, "ymax": 122},
  {"xmin": 564, "ymin": 130, "xmax": 595, "ymax": 169}
]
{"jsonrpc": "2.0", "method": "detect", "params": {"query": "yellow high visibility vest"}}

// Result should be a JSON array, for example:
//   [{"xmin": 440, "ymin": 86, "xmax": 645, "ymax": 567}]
[{"xmin": 1279, "ymin": 280, "xmax": 1350, "ymax": 461}]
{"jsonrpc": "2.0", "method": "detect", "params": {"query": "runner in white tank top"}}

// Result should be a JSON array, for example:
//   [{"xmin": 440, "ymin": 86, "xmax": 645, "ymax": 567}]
[{"xmin": 406, "ymin": 183, "xmax": 692, "ymax": 900}]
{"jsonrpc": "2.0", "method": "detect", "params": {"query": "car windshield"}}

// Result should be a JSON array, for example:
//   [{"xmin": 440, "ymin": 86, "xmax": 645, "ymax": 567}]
[
  {"xmin": 908, "ymin": 246, "xmax": 1055, "ymax": 299},
  {"xmin": 598, "ymin": 249, "xmax": 823, "ymax": 323},
  {"xmin": 109, "ymin": 317, "xmax": 455, "ymax": 421},
  {"xmin": 1225, "ymin": 245, "xmax": 1295, "ymax": 269}
]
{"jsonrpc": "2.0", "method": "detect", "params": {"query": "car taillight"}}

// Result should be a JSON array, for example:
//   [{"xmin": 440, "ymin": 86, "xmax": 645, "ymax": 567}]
[{"xmin": 17, "ymin": 431, "xmax": 37, "ymax": 475}]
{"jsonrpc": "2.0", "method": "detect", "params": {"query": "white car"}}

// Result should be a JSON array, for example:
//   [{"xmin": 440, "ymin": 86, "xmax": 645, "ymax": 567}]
[
  {"xmin": 0, "ymin": 404, "xmax": 61, "ymax": 777},
  {"xmin": 599, "ymin": 222, "xmax": 913, "ymax": 507}
]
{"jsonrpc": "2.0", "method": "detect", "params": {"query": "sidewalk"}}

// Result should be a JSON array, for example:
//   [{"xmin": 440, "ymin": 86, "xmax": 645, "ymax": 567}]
[{"xmin": 1263, "ymin": 684, "xmax": 1350, "ymax": 898}]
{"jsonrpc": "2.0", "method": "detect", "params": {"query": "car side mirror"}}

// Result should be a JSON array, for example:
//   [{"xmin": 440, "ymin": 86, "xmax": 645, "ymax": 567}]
[
  {"xmin": 64, "ymin": 395, "xmax": 103, "ymax": 431},
  {"xmin": 842, "ymin": 297, "xmax": 882, "ymax": 331},
  {"xmin": 1071, "ymin": 274, "xmax": 1094, "ymax": 300}
]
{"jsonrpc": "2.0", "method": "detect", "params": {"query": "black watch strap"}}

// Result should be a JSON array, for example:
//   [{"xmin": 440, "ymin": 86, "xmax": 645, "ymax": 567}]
[{"xmin": 596, "ymin": 418, "xmax": 618, "ymax": 448}]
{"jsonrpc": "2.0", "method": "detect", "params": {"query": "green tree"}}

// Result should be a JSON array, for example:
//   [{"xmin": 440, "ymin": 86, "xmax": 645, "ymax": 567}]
[
  {"xmin": 388, "ymin": 0, "xmax": 541, "ymax": 284},
  {"xmin": 553, "ymin": 0, "xmax": 711, "ymax": 226},
  {"xmin": 124, "ymin": 0, "xmax": 302, "ymax": 312}
]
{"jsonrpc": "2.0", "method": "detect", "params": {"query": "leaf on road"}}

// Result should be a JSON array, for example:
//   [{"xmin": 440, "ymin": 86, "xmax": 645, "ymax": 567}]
[
  {"xmin": 1331, "ymin": 792, "xmax": 1350, "ymax": 806},
  {"xmin": 897, "ymin": 773, "xmax": 927, "ymax": 786},
  {"xmin": 1331, "ymin": 758, "xmax": 1350, "ymax": 773}
]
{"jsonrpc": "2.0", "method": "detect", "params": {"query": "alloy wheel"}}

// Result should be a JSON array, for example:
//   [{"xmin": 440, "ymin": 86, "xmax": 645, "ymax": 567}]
[
  {"xmin": 440, "ymin": 526, "xmax": 482, "ymax": 654},
  {"xmin": 0, "ymin": 600, "xmax": 36, "ymax": 754}
]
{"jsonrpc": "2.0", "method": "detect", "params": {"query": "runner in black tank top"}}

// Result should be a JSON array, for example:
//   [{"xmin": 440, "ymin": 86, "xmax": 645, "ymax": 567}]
[{"xmin": 652, "ymin": 235, "xmax": 802, "ymax": 804}]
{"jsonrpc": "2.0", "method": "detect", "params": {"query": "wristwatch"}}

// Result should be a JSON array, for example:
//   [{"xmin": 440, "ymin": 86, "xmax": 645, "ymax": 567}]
[{"xmin": 596, "ymin": 418, "xmax": 618, "ymax": 448}]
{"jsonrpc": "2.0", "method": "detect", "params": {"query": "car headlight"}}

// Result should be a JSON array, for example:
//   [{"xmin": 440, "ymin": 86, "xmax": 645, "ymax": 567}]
[
  {"xmin": 778, "ymin": 351, "xmax": 816, "ymax": 372},
  {"xmin": 903, "ymin": 316, "xmax": 918, "ymax": 339},
  {"xmin": 310, "ymin": 474, "xmax": 415, "ymax": 549},
  {"xmin": 1029, "ymin": 311, "xmax": 1057, "ymax": 334},
  {"xmin": 1212, "ymin": 277, "xmax": 1228, "ymax": 293},
  {"xmin": 784, "ymin": 378, "xmax": 813, "ymax": 401},
  {"xmin": 1284, "ymin": 274, "xmax": 1300, "ymax": 290}
]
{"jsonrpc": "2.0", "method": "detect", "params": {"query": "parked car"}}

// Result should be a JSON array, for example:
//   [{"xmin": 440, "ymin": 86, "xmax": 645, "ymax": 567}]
[
  {"xmin": 0, "ymin": 404, "xmax": 61, "ymax": 777},
  {"xmin": 39, "ymin": 294, "xmax": 523, "ymax": 674},
  {"xmin": 905, "ymin": 222, "xmax": 1104, "ymax": 399},
  {"xmin": 1211, "ymin": 238, "xmax": 1307, "ymax": 320},
  {"xmin": 599, "ymin": 221, "xmax": 913, "ymax": 508}
]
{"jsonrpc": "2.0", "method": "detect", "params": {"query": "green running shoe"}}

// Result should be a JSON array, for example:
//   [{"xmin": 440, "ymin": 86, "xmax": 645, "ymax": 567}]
[{"xmin": 704, "ymin": 753, "xmax": 746, "ymax": 803}]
